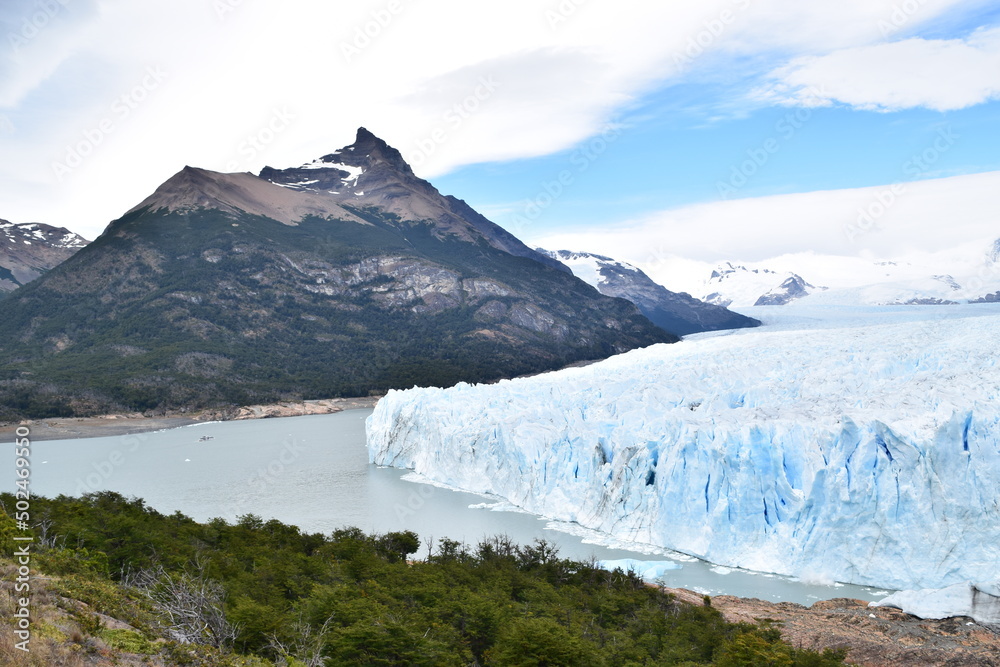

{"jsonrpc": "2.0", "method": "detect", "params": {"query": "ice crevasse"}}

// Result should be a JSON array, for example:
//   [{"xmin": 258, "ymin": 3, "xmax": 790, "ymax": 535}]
[{"xmin": 367, "ymin": 313, "xmax": 1000, "ymax": 591}]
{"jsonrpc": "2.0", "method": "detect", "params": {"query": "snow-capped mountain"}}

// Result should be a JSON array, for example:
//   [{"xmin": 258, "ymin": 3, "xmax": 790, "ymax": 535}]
[
  {"xmin": 537, "ymin": 249, "xmax": 759, "ymax": 335},
  {"xmin": 259, "ymin": 127, "xmax": 566, "ymax": 273},
  {"xmin": 753, "ymin": 275, "xmax": 823, "ymax": 306},
  {"xmin": 0, "ymin": 219, "xmax": 89, "ymax": 291},
  {"xmin": 702, "ymin": 262, "xmax": 825, "ymax": 307},
  {"xmin": 368, "ymin": 304, "xmax": 1000, "ymax": 591},
  {"xmin": 652, "ymin": 238, "xmax": 1000, "ymax": 308}
]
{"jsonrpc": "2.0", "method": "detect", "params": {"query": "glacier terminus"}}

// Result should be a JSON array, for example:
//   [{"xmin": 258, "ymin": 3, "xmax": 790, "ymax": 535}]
[{"xmin": 367, "ymin": 305, "xmax": 1000, "ymax": 593}]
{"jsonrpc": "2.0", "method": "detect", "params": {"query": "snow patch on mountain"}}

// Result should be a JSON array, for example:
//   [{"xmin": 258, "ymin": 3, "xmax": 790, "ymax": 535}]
[
  {"xmin": 1, "ymin": 220, "xmax": 87, "ymax": 250},
  {"xmin": 540, "ymin": 249, "xmax": 619, "ymax": 287},
  {"xmin": 1, "ymin": 219, "xmax": 89, "ymax": 290},
  {"xmin": 368, "ymin": 304, "xmax": 1000, "ymax": 591},
  {"xmin": 301, "ymin": 157, "xmax": 364, "ymax": 182}
]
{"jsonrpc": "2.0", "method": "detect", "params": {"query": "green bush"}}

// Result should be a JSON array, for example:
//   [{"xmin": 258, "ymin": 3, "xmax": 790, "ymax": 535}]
[{"xmin": 1, "ymin": 493, "xmax": 846, "ymax": 666}]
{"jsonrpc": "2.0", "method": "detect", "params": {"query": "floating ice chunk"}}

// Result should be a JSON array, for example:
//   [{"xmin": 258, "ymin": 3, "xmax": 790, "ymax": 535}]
[
  {"xmin": 598, "ymin": 559, "xmax": 681, "ymax": 580},
  {"xmin": 871, "ymin": 582, "xmax": 1000, "ymax": 624}
]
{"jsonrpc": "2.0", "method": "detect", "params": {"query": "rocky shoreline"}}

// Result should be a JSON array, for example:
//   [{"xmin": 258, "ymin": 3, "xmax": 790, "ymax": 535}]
[
  {"xmin": 665, "ymin": 588, "xmax": 1000, "ymax": 666},
  {"xmin": 0, "ymin": 396, "xmax": 381, "ymax": 442}
]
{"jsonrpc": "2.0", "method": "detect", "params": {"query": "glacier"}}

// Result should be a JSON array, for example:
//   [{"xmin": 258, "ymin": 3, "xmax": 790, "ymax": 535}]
[{"xmin": 367, "ymin": 307, "xmax": 1000, "ymax": 591}]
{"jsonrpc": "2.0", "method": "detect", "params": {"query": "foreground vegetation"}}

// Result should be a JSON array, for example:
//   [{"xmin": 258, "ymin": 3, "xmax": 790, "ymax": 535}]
[{"xmin": 1, "ymin": 492, "xmax": 847, "ymax": 665}]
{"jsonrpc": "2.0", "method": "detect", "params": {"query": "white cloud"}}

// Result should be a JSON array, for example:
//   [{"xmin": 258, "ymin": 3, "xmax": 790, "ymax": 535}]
[
  {"xmin": 755, "ymin": 26, "xmax": 1000, "ymax": 111},
  {"xmin": 0, "ymin": 0, "xmax": 995, "ymax": 238},
  {"xmin": 0, "ymin": 0, "xmax": 718, "ymax": 236},
  {"xmin": 0, "ymin": 0, "xmax": 103, "ymax": 108},
  {"xmin": 528, "ymin": 170, "xmax": 1000, "ymax": 266}
]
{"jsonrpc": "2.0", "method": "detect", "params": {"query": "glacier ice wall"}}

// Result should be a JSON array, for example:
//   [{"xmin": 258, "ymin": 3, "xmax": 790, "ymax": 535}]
[{"xmin": 368, "ymin": 312, "xmax": 1000, "ymax": 590}]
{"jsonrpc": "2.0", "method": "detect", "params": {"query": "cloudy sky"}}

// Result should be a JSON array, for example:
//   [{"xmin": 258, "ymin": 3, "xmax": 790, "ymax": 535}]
[{"xmin": 1, "ymin": 0, "xmax": 999, "ymax": 267}]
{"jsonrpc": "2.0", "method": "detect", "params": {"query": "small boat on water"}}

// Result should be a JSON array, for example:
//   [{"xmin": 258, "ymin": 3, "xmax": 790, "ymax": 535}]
[{"xmin": 198, "ymin": 435, "xmax": 214, "ymax": 442}]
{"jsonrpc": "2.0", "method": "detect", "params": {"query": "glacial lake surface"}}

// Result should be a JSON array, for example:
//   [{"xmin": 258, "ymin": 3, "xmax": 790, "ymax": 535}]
[{"xmin": 17, "ymin": 409, "xmax": 891, "ymax": 604}]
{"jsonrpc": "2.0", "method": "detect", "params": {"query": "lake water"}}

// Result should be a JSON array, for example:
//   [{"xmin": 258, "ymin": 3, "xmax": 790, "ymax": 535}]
[{"xmin": 15, "ymin": 409, "xmax": 890, "ymax": 604}]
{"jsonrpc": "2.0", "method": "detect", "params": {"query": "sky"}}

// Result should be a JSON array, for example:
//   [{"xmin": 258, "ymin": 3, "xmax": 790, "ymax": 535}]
[{"xmin": 1, "ymin": 0, "xmax": 999, "ymax": 270}]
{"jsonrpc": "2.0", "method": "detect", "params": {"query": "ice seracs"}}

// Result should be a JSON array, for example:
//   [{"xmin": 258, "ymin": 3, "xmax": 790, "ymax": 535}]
[{"xmin": 367, "ymin": 306, "xmax": 1000, "ymax": 592}]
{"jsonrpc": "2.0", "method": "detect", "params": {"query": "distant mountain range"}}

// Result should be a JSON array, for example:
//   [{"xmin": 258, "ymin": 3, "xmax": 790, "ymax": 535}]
[
  {"xmin": 656, "ymin": 239, "xmax": 1000, "ymax": 308},
  {"xmin": 0, "ymin": 219, "xmax": 88, "ymax": 292},
  {"xmin": 702, "ymin": 263, "xmax": 826, "ymax": 307},
  {"xmin": 0, "ymin": 129, "xmax": 674, "ymax": 420},
  {"xmin": 538, "ymin": 250, "xmax": 759, "ymax": 335}
]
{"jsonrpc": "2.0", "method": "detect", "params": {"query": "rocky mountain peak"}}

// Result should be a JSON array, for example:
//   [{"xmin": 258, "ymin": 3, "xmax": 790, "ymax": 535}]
[
  {"xmin": 349, "ymin": 126, "xmax": 413, "ymax": 173},
  {"xmin": 258, "ymin": 129, "xmax": 567, "ymax": 272},
  {"xmin": 753, "ymin": 274, "xmax": 820, "ymax": 306},
  {"xmin": 261, "ymin": 127, "xmax": 417, "ymax": 198}
]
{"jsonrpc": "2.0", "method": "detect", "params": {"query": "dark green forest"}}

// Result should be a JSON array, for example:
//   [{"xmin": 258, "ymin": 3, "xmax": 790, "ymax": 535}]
[{"xmin": 0, "ymin": 492, "xmax": 846, "ymax": 666}]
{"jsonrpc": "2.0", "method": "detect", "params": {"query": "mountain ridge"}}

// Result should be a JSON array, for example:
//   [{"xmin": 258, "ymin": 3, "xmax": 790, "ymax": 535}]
[
  {"xmin": 0, "ymin": 130, "xmax": 673, "ymax": 420},
  {"xmin": 658, "ymin": 242, "xmax": 1000, "ymax": 308},
  {"xmin": 539, "ymin": 249, "xmax": 760, "ymax": 335},
  {"xmin": 124, "ymin": 166, "xmax": 370, "ymax": 227},
  {"xmin": 260, "ymin": 127, "xmax": 567, "ymax": 272}
]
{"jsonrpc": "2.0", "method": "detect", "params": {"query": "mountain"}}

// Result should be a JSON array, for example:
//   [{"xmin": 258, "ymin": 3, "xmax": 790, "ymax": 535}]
[
  {"xmin": 753, "ymin": 274, "xmax": 821, "ymax": 306},
  {"xmin": 0, "ymin": 129, "xmax": 673, "ymax": 420},
  {"xmin": 259, "ymin": 127, "xmax": 567, "ymax": 272},
  {"xmin": 538, "ymin": 249, "xmax": 759, "ymax": 335},
  {"xmin": 700, "ymin": 262, "xmax": 826, "ymax": 307},
  {"xmin": 0, "ymin": 219, "xmax": 88, "ymax": 292},
  {"xmin": 658, "ymin": 240, "xmax": 1000, "ymax": 308}
]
